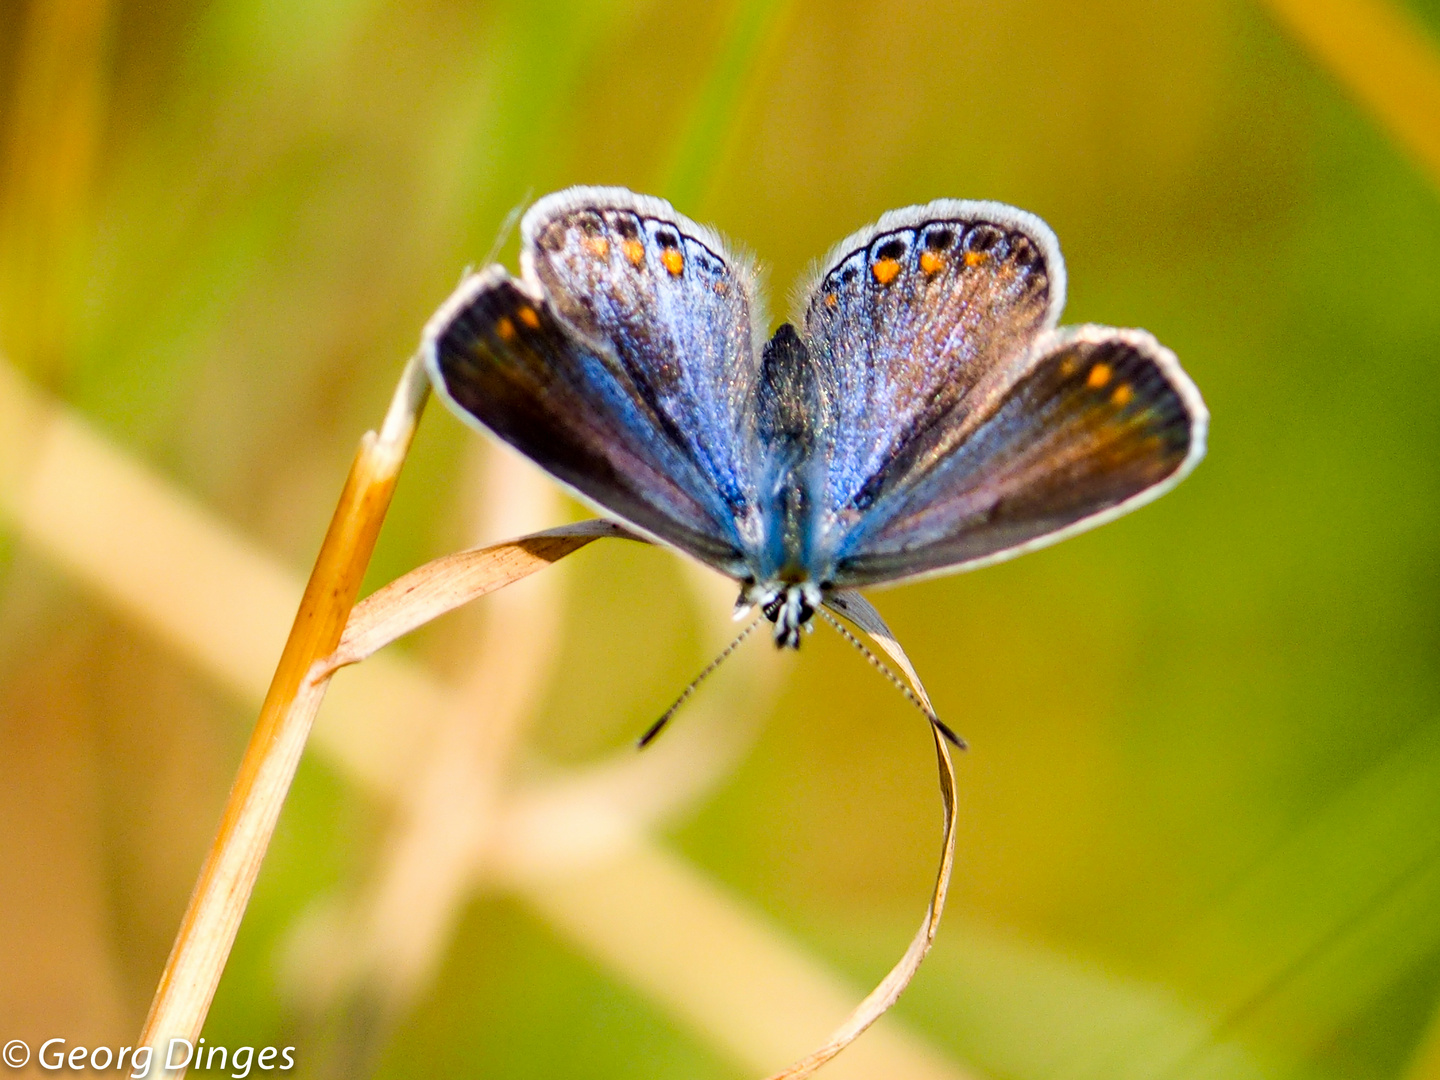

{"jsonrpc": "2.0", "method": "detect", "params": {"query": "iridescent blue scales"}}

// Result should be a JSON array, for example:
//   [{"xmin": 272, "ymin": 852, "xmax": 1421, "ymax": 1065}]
[{"xmin": 424, "ymin": 187, "xmax": 1207, "ymax": 648}]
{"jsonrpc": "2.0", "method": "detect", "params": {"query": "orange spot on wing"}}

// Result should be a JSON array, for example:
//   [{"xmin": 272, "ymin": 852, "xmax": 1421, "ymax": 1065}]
[
  {"xmin": 622, "ymin": 238, "xmax": 645, "ymax": 266},
  {"xmin": 1087, "ymin": 362, "xmax": 1112, "ymax": 388},
  {"xmin": 1110, "ymin": 383, "xmax": 1134, "ymax": 406},
  {"xmin": 964, "ymin": 250, "xmax": 987, "ymax": 267},
  {"xmin": 582, "ymin": 235, "xmax": 609, "ymax": 258},
  {"xmin": 662, "ymin": 248, "xmax": 684, "ymax": 276},
  {"xmin": 517, "ymin": 306, "xmax": 541, "ymax": 330},
  {"xmin": 823, "ymin": 292, "xmax": 838, "ymax": 308},
  {"xmin": 920, "ymin": 250, "xmax": 944, "ymax": 275},
  {"xmin": 495, "ymin": 316, "xmax": 515, "ymax": 341},
  {"xmin": 872, "ymin": 257, "xmax": 901, "ymax": 285}
]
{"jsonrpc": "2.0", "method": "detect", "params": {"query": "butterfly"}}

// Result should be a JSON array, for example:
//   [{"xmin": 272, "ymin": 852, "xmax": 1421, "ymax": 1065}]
[{"xmin": 423, "ymin": 186, "xmax": 1207, "ymax": 675}]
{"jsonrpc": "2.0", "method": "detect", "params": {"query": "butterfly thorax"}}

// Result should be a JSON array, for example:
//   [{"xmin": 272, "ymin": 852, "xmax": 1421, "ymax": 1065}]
[
  {"xmin": 751, "ymin": 323, "xmax": 828, "ymax": 567},
  {"xmin": 742, "ymin": 324, "xmax": 834, "ymax": 648}
]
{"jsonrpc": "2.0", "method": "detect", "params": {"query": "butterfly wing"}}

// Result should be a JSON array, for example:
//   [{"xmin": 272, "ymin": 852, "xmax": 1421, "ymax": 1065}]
[
  {"xmin": 793, "ymin": 200, "xmax": 1205, "ymax": 586},
  {"xmin": 827, "ymin": 325, "xmax": 1206, "ymax": 586},
  {"xmin": 796, "ymin": 200, "xmax": 1063, "ymax": 522},
  {"xmin": 424, "ymin": 187, "xmax": 766, "ymax": 576}
]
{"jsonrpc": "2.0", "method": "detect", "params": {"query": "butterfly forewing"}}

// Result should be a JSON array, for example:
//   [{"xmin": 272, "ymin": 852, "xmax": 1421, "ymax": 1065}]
[
  {"xmin": 521, "ymin": 188, "xmax": 765, "ymax": 538},
  {"xmin": 426, "ymin": 268, "xmax": 753, "ymax": 570},
  {"xmin": 829, "ymin": 326, "xmax": 1207, "ymax": 586},
  {"xmin": 425, "ymin": 189, "xmax": 766, "ymax": 575},
  {"xmin": 796, "ymin": 201, "xmax": 1065, "ymax": 529}
]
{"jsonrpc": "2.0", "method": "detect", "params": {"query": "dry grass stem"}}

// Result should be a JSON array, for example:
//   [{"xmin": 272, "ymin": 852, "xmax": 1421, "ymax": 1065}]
[
  {"xmin": 284, "ymin": 531, "xmax": 784, "ymax": 1023},
  {"xmin": 136, "ymin": 356, "xmax": 429, "ymax": 1076},
  {"xmin": 511, "ymin": 843, "xmax": 972, "ymax": 1080},
  {"xmin": 763, "ymin": 592, "xmax": 958, "ymax": 1080}
]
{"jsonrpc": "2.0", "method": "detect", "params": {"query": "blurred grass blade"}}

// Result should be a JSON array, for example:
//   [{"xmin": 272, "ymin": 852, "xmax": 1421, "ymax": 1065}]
[
  {"xmin": 1166, "ymin": 717, "xmax": 1440, "ymax": 1072},
  {"xmin": 760, "ymin": 591, "xmax": 958, "ymax": 1080},
  {"xmin": 317, "ymin": 519, "xmax": 642, "ymax": 678},
  {"xmin": 1262, "ymin": 0, "xmax": 1440, "ymax": 191},
  {"xmin": 659, "ymin": 0, "xmax": 800, "ymax": 209},
  {"xmin": 318, "ymin": 561, "xmax": 959, "ymax": 1080},
  {"xmin": 0, "ymin": 0, "xmax": 111, "ymax": 383}
]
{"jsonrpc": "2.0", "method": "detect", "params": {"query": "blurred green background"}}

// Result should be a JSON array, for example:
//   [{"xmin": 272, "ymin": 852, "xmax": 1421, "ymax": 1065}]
[{"xmin": 3, "ymin": 0, "xmax": 1440, "ymax": 1077}]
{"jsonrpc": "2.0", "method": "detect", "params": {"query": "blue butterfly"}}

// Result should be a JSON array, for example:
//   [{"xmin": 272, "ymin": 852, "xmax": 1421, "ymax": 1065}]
[{"xmin": 423, "ymin": 186, "xmax": 1207, "ymax": 666}]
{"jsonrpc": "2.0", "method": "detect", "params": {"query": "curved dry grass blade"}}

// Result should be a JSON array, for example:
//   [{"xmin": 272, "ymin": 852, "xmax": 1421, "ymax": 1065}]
[
  {"xmin": 763, "ymin": 591, "xmax": 958, "ymax": 1080},
  {"xmin": 314, "ymin": 519, "xmax": 644, "ymax": 679},
  {"xmin": 822, "ymin": 591, "xmax": 936, "ymax": 714}
]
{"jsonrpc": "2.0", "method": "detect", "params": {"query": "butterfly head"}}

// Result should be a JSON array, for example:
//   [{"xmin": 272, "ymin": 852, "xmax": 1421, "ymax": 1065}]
[{"xmin": 741, "ymin": 579, "xmax": 824, "ymax": 649}]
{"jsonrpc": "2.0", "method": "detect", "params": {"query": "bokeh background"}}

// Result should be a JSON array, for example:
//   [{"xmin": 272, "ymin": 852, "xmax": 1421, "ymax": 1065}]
[{"xmin": 3, "ymin": 0, "xmax": 1440, "ymax": 1077}]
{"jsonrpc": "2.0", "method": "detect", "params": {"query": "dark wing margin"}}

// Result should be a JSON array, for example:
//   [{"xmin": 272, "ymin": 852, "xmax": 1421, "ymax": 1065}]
[
  {"xmin": 829, "ymin": 326, "xmax": 1208, "ymax": 587},
  {"xmin": 423, "ymin": 187, "xmax": 766, "ymax": 576}
]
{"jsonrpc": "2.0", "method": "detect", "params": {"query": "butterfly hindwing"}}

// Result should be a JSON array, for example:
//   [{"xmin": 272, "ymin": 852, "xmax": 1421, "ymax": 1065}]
[{"xmin": 829, "ymin": 326, "xmax": 1207, "ymax": 586}]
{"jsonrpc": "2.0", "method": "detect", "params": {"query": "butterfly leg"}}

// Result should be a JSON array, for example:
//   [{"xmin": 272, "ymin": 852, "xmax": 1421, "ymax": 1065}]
[{"xmin": 742, "ymin": 581, "xmax": 822, "ymax": 649}]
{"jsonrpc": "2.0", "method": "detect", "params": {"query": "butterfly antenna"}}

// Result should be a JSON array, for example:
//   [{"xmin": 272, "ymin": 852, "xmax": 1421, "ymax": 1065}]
[
  {"xmin": 637, "ymin": 612, "xmax": 765, "ymax": 748},
  {"xmin": 816, "ymin": 608, "xmax": 966, "ymax": 749},
  {"xmin": 481, "ymin": 191, "xmax": 532, "ymax": 268}
]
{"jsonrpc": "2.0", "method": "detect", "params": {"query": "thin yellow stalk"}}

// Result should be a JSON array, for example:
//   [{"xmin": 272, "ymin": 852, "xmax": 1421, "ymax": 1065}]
[
  {"xmin": 1262, "ymin": 0, "xmax": 1440, "ymax": 190},
  {"xmin": 135, "ymin": 356, "xmax": 429, "ymax": 1076}
]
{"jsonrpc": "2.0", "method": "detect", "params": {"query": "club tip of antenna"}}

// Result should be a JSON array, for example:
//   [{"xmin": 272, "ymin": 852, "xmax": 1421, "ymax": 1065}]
[{"xmin": 933, "ymin": 717, "xmax": 967, "ymax": 750}]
